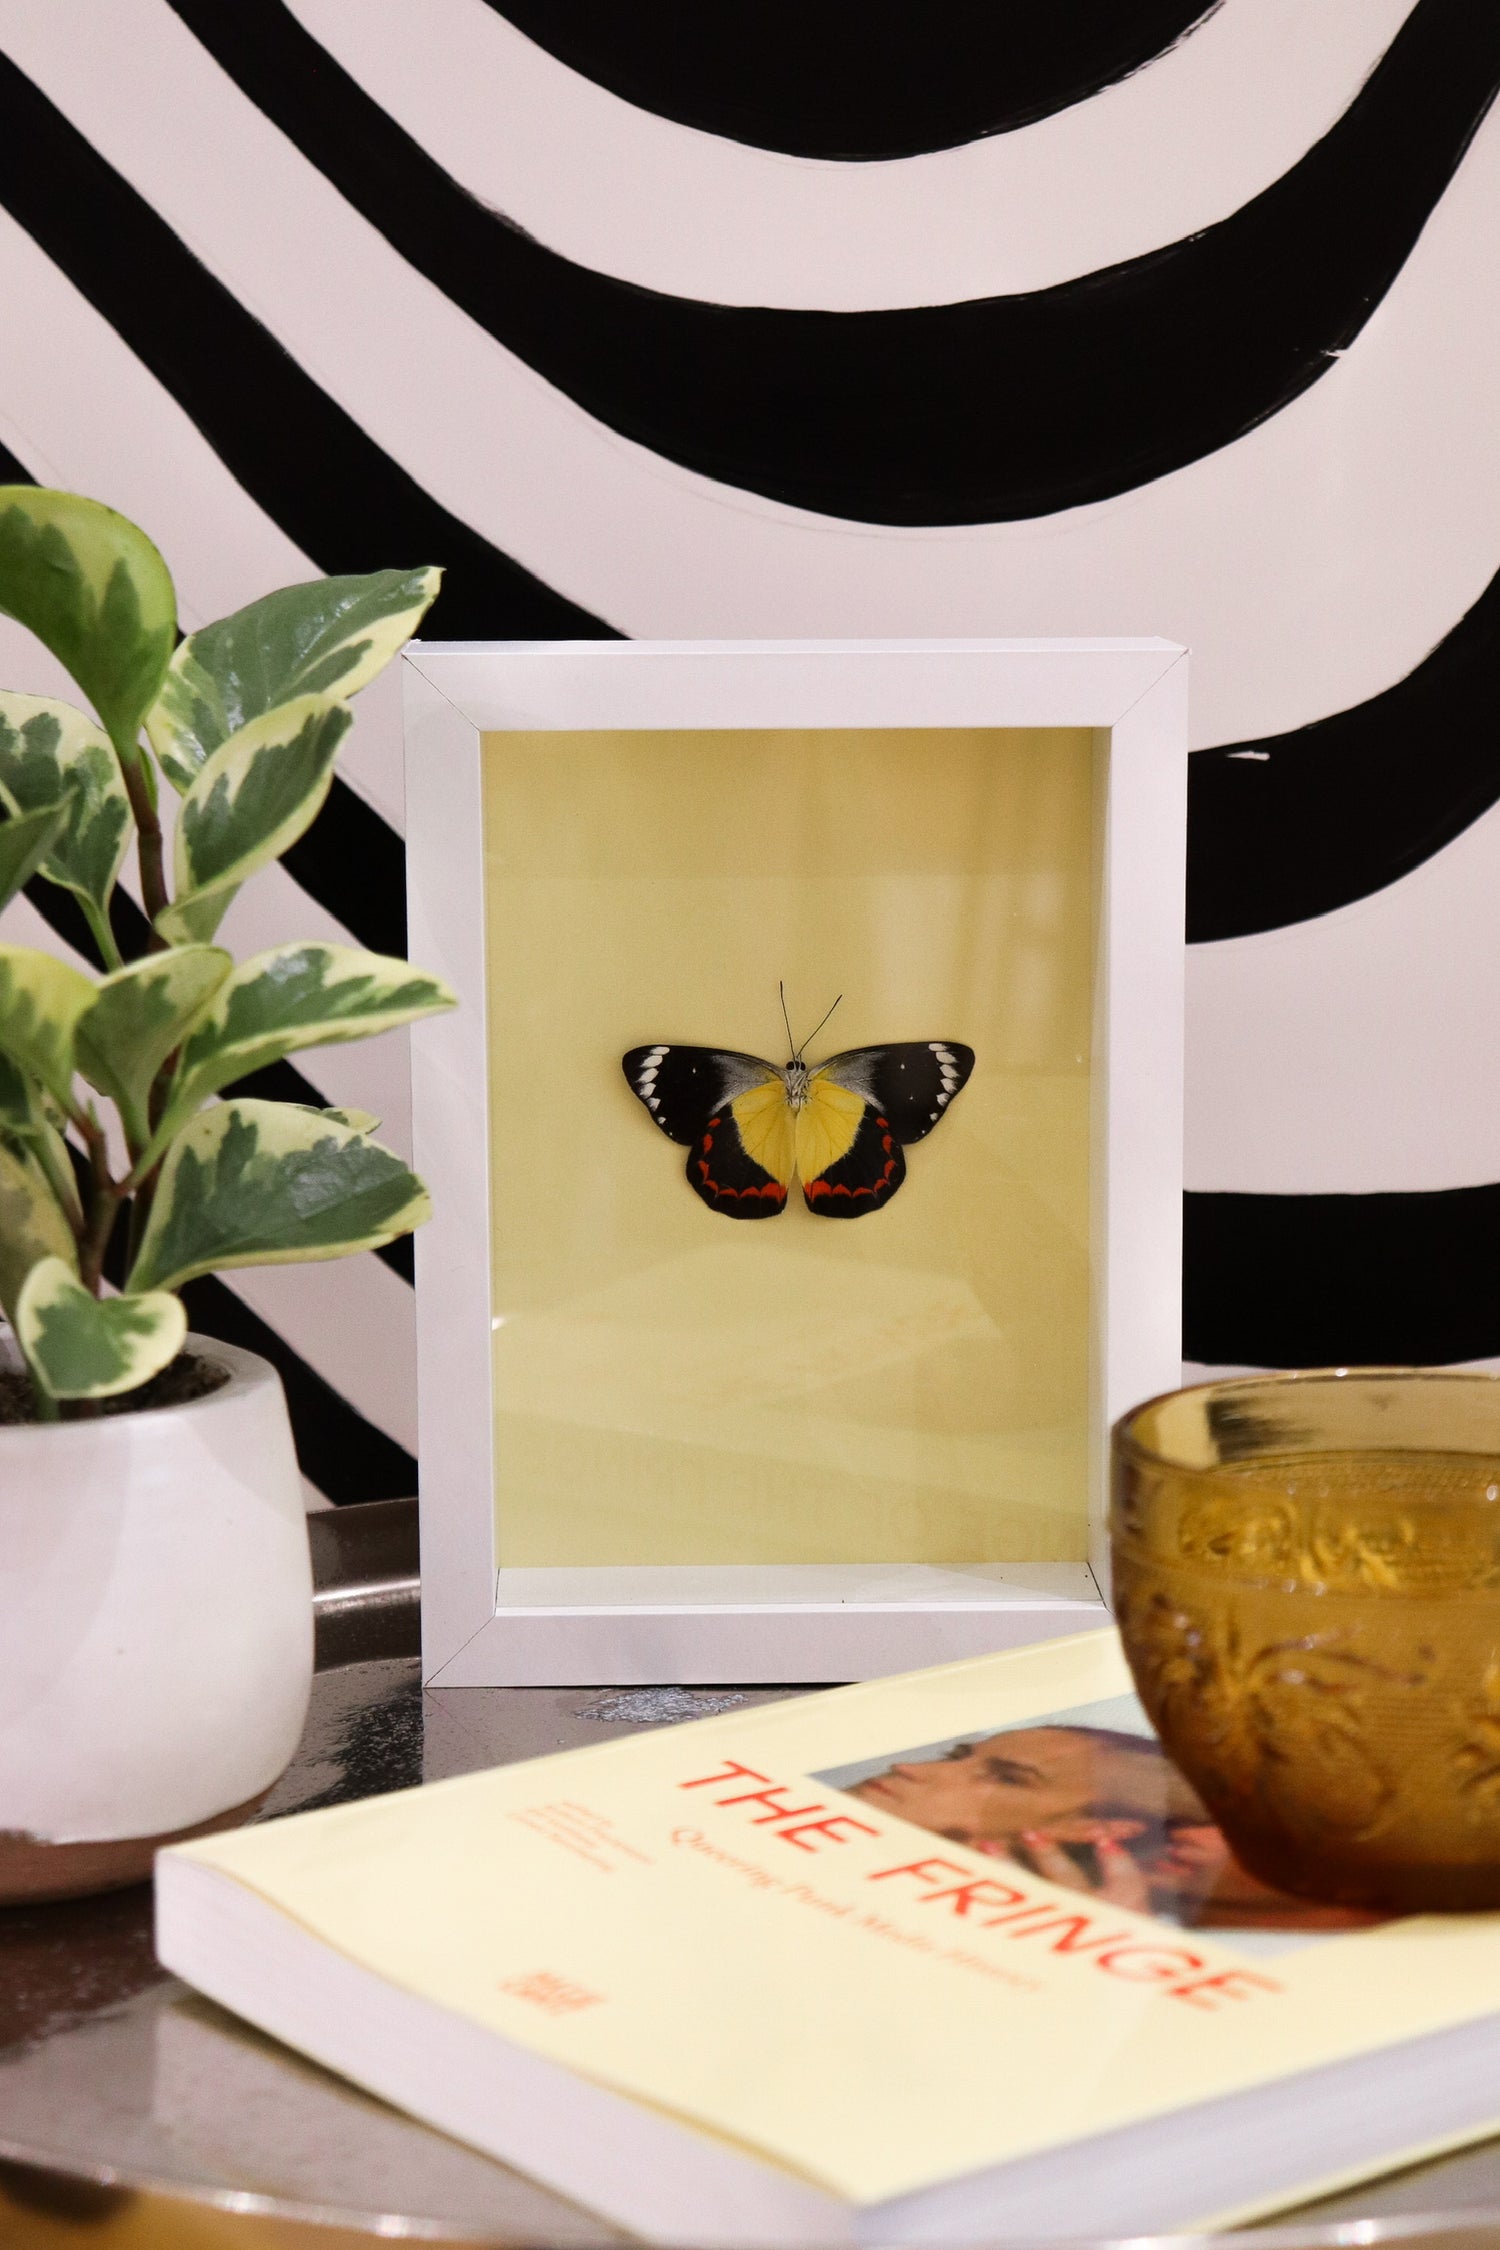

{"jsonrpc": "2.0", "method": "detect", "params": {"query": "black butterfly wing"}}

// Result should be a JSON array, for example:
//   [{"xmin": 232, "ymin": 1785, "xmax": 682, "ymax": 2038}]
[
  {"xmin": 801, "ymin": 1102, "xmax": 906, "ymax": 1218},
  {"xmin": 622, "ymin": 1046, "xmax": 773, "ymax": 1145},
  {"xmin": 819, "ymin": 1041, "xmax": 975, "ymax": 1145},
  {"xmin": 622, "ymin": 1044, "xmax": 789, "ymax": 1219},
  {"xmin": 688, "ymin": 1108, "xmax": 792, "ymax": 1218}
]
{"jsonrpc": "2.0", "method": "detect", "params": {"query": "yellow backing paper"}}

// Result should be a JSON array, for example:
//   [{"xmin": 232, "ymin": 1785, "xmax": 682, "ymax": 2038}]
[{"xmin": 481, "ymin": 726, "xmax": 1097, "ymax": 1566}]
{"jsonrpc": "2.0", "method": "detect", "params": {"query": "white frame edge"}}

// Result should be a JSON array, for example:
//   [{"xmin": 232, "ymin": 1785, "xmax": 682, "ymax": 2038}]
[{"xmin": 404, "ymin": 641, "xmax": 1187, "ymax": 1687}]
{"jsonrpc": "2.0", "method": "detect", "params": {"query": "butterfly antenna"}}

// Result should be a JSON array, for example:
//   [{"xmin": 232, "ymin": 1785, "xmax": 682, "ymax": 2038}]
[
  {"xmin": 779, "ymin": 980, "xmax": 796, "ymax": 1058},
  {"xmin": 795, "ymin": 993, "xmax": 842, "ymax": 1061}
]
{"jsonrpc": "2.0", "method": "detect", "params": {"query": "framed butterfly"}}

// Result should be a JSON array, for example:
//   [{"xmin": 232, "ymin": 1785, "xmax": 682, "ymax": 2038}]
[{"xmin": 622, "ymin": 995, "xmax": 975, "ymax": 1220}]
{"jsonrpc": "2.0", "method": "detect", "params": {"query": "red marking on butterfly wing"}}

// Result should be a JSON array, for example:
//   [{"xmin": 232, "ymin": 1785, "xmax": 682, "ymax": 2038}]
[
  {"xmin": 802, "ymin": 1109, "xmax": 906, "ymax": 1217},
  {"xmin": 688, "ymin": 1113, "xmax": 788, "ymax": 1220}
]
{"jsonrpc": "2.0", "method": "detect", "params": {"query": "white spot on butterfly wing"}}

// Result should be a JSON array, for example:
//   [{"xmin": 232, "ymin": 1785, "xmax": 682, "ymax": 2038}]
[{"xmin": 928, "ymin": 1042, "xmax": 962, "ymax": 1101}]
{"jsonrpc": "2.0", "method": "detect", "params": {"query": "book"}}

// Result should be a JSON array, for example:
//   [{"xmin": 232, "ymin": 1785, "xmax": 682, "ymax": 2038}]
[{"xmin": 155, "ymin": 1628, "xmax": 1500, "ymax": 2244}]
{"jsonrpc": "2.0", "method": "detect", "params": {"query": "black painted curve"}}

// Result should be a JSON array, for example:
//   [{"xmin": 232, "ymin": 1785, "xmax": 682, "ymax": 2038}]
[
  {"xmin": 8, "ymin": 46, "xmax": 1500, "ymax": 1381},
  {"xmin": 1189, "ymin": 558, "xmax": 1500, "ymax": 942},
  {"xmin": 169, "ymin": 0, "xmax": 1499, "ymax": 525},
  {"xmin": 279, "ymin": 775, "xmax": 407, "ymax": 959},
  {"xmin": 0, "ymin": 70, "xmax": 614, "ymax": 977},
  {"xmin": 483, "ymin": 0, "xmax": 1221, "ymax": 161},
  {"xmin": 0, "ymin": 54, "xmax": 619, "ymax": 642},
  {"xmin": 1185, "ymin": 1187, "xmax": 1500, "ymax": 1367}
]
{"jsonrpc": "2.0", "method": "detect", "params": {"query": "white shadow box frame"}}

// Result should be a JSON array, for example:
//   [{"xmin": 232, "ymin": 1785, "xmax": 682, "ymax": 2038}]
[{"xmin": 403, "ymin": 640, "xmax": 1187, "ymax": 1686}]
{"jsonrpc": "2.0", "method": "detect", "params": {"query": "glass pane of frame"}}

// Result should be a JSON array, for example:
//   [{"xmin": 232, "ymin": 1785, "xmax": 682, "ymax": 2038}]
[{"xmin": 480, "ymin": 724, "xmax": 1101, "ymax": 1569}]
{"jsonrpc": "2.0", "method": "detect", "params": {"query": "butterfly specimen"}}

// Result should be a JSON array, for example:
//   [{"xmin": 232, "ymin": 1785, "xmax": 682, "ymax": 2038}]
[{"xmin": 622, "ymin": 993, "xmax": 974, "ymax": 1220}]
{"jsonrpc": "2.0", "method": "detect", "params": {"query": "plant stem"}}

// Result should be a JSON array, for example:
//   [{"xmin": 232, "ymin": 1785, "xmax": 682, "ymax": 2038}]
[
  {"xmin": 121, "ymin": 748, "xmax": 170, "ymax": 949},
  {"xmin": 32, "ymin": 1124, "xmax": 83, "ymax": 1235},
  {"xmin": 80, "ymin": 895, "xmax": 124, "ymax": 974},
  {"xmin": 124, "ymin": 1165, "xmax": 156, "ymax": 1270},
  {"xmin": 78, "ymin": 1197, "xmax": 120, "ymax": 1295},
  {"xmin": 72, "ymin": 1109, "xmax": 124, "ymax": 1295},
  {"xmin": 119, "ymin": 1047, "xmax": 186, "ymax": 1249}
]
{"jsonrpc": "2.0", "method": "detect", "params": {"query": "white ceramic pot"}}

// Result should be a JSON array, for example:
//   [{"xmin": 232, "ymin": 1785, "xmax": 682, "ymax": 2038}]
[{"xmin": 0, "ymin": 1334, "xmax": 313, "ymax": 1901}]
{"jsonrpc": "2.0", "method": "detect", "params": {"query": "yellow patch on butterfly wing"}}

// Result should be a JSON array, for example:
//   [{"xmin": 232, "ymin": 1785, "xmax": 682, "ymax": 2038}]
[
  {"xmin": 729, "ymin": 1075, "xmax": 797, "ymax": 1187},
  {"xmin": 794, "ymin": 1072, "xmax": 866, "ymax": 1183}
]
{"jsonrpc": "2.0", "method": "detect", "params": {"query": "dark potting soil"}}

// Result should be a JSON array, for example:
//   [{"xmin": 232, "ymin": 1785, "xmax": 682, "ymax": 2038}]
[{"xmin": 0, "ymin": 1351, "xmax": 231, "ymax": 1426}]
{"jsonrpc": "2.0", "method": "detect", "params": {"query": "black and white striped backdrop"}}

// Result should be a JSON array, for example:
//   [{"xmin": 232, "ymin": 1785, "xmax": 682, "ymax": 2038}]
[{"xmin": 1, "ymin": 0, "xmax": 1497, "ymax": 1499}]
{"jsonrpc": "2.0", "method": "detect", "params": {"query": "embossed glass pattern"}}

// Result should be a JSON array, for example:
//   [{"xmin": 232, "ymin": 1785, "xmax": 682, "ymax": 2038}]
[{"xmin": 1112, "ymin": 1370, "xmax": 1500, "ymax": 1911}]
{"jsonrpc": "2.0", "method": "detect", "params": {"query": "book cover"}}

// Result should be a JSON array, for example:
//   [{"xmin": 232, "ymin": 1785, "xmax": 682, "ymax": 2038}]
[{"xmin": 157, "ymin": 1629, "xmax": 1500, "ymax": 2236}]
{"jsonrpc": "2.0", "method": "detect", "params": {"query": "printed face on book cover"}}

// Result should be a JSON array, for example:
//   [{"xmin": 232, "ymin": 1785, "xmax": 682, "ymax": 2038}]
[{"xmin": 818, "ymin": 1707, "xmax": 1391, "ymax": 1935}]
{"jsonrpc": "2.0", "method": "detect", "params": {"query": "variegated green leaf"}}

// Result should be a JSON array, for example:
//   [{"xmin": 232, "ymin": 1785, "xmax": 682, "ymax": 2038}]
[
  {"xmin": 0, "ymin": 1148, "xmax": 77, "ymax": 1326},
  {"xmin": 0, "ymin": 693, "xmax": 131, "ymax": 922},
  {"xmin": 129, "ymin": 1098, "xmax": 430, "ymax": 1293},
  {"xmin": 0, "ymin": 490, "xmax": 175, "ymax": 771},
  {"xmin": 275, "ymin": 1102, "xmax": 382, "ymax": 1134},
  {"xmin": 0, "ymin": 943, "xmax": 96, "ymax": 1106},
  {"xmin": 76, "ymin": 945, "xmax": 232, "ymax": 1150},
  {"xmin": 147, "ymin": 566, "xmax": 440, "ymax": 793},
  {"xmin": 0, "ymin": 798, "xmax": 69, "ymax": 915},
  {"xmin": 17, "ymin": 1256, "xmax": 184, "ymax": 1401},
  {"xmin": 314, "ymin": 1106, "xmax": 379, "ymax": 1133},
  {"xmin": 161, "ymin": 943, "xmax": 454, "ymax": 1127},
  {"xmin": 159, "ymin": 694, "xmax": 352, "ymax": 945},
  {"xmin": 283, "ymin": 1101, "xmax": 380, "ymax": 1132}
]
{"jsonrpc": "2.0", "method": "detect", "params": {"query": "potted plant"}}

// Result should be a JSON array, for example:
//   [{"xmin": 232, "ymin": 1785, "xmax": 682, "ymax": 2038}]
[{"xmin": 0, "ymin": 489, "xmax": 454, "ymax": 1902}]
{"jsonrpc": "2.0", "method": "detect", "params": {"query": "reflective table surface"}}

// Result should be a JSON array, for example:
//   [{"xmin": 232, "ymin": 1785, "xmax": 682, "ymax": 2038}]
[{"xmin": 8, "ymin": 1508, "xmax": 1500, "ymax": 2247}]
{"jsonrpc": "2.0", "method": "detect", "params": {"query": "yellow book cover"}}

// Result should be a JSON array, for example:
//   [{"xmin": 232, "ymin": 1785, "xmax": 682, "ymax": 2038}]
[{"xmin": 156, "ymin": 1629, "xmax": 1500, "ymax": 2243}]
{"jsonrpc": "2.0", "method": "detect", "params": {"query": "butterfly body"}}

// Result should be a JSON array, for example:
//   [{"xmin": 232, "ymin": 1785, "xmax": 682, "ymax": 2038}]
[{"xmin": 623, "ymin": 1038, "xmax": 974, "ymax": 1219}]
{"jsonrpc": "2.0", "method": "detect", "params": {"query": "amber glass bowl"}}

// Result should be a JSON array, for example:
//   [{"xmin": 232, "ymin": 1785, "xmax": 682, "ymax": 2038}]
[{"xmin": 1112, "ymin": 1369, "xmax": 1500, "ymax": 1912}]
